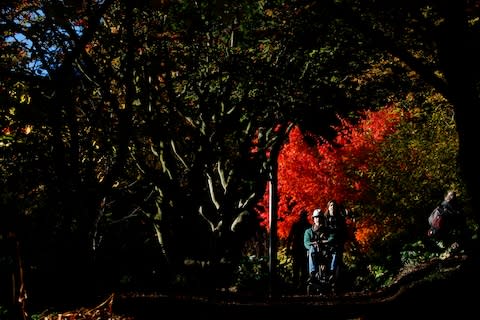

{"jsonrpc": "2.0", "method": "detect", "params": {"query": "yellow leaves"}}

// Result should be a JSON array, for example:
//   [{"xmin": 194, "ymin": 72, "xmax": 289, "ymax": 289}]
[
  {"xmin": 111, "ymin": 57, "xmax": 121, "ymax": 71},
  {"xmin": 468, "ymin": 17, "xmax": 479, "ymax": 27},
  {"xmin": 407, "ymin": 70, "xmax": 419, "ymax": 80},
  {"xmin": 434, "ymin": 69, "xmax": 445, "ymax": 80},
  {"xmin": 20, "ymin": 94, "xmax": 30, "ymax": 104},
  {"xmin": 9, "ymin": 82, "xmax": 31, "ymax": 105},
  {"xmin": 424, "ymin": 91, "xmax": 447, "ymax": 104},
  {"xmin": 349, "ymin": 59, "xmax": 394, "ymax": 88},
  {"xmin": 5, "ymin": 84, "xmax": 32, "ymax": 138},
  {"xmin": 23, "ymin": 125, "xmax": 32, "ymax": 134}
]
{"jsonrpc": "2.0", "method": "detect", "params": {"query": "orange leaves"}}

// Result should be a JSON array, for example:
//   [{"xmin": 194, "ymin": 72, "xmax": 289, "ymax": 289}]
[{"xmin": 353, "ymin": 216, "xmax": 381, "ymax": 251}]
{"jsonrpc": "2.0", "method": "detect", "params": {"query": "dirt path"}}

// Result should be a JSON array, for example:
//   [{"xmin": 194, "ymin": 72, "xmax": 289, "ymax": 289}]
[
  {"xmin": 38, "ymin": 253, "xmax": 479, "ymax": 319},
  {"xmin": 113, "ymin": 254, "xmax": 478, "ymax": 319}
]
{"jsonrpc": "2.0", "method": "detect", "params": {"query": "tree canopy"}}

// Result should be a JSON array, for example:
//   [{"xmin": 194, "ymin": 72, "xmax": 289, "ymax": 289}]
[{"xmin": 1, "ymin": 0, "xmax": 480, "ymax": 317}]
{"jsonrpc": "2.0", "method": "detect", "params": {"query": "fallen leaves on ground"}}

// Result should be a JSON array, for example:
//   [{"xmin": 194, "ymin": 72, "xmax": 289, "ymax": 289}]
[{"xmin": 36, "ymin": 293, "xmax": 134, "ymax": 320}]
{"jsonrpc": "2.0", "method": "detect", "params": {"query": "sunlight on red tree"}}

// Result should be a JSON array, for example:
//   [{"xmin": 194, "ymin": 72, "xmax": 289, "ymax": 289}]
[{"xmin": 257, "ymin": 103, "xmax": 410, "ymax": 247}]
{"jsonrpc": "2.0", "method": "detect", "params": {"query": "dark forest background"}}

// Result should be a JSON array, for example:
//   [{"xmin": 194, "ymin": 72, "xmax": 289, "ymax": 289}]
[{"xmin": 2, "ymin": 1, "xmax": 480, "ymax": 319}]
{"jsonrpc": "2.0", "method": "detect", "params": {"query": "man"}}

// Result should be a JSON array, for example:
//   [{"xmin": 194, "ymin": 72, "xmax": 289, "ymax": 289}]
[{"xmin": 304, "ymin": 209, "xmax": 329, "ymax": 283}]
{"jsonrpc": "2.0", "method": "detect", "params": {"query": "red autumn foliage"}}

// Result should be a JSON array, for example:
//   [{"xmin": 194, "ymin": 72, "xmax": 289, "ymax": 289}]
[{"xmin": 257, "ymin": 104, "xmax": 410, "ymax": 246}]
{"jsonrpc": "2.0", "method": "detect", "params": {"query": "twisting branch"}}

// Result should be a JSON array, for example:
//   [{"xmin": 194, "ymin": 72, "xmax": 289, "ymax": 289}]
[
  {"xmin": 217, "ymin": 161, "xmax": 227, "ymax": 193},
  {"xmin": 198, "ymin": 206, "xmax": 216, "ymax": 233},
  {"xmin": 206, "ymin": 172, "xmax": 220, "ymax": 210}
]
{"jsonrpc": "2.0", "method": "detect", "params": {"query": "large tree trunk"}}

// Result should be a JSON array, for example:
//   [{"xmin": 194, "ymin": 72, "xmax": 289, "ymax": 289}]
[{"xmin": 439, "ymin": 1, "xmax": 480, "ymax": 228}]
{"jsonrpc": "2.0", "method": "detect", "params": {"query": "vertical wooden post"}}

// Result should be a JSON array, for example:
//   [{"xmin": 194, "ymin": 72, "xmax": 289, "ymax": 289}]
[{"xmin": 268, "ymin": 161, "xmax": 278, "ymax": 298}]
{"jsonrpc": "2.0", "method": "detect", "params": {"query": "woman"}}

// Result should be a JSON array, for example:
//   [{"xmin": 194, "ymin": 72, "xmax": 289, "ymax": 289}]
[{"xmin": 323, "ymin": 200, "xmax": 347, "ymax": 283}]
